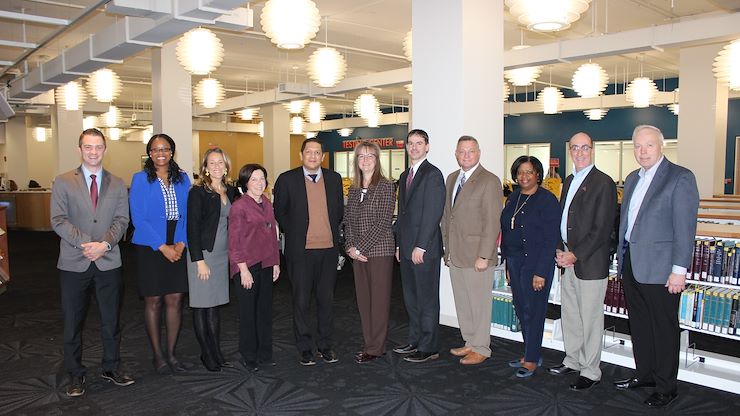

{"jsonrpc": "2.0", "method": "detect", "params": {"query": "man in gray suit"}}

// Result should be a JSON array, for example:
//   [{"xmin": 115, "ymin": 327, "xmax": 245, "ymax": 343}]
[
  {"xmin": 442, "ymin": 135, "xmax": 502, "ymax": 365},
  {"xmin": 614, "ymin": 125, "xmax": 699, "ymax": 408},
  {"xmin": 51, "ymin": 128, "xmax": 133, "ymax": 397},
  {"xmin": 548, "ymin": 132, "xmax": 616, "ymax": 391}
]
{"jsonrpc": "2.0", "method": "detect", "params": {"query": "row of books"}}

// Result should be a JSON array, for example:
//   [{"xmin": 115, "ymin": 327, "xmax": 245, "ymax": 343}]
[
  {"xmin": 689, "ymin": 239, "xmax": 740, "ymax": 285},
  {"xmin": 680, "ymin": 285, "xmax": 740, "ymax": 336},
  {"xmin": 604, "ymin": 274, "xmax": 628, "ymax": 316},
  {"xmin": 492, "ymin": 294, "xmax": 520, "ymax": 332}
]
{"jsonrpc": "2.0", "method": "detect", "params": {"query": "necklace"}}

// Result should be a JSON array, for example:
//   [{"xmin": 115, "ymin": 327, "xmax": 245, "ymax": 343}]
[{"xmin": 510, "ymin": 193, "xmax": 532, "ymax": 230}]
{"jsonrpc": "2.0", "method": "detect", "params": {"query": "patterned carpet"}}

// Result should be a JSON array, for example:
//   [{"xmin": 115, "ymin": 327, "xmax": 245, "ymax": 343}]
[{"xmin": 1, "ymin": 231, "xmax": 738, "ymax": 415}]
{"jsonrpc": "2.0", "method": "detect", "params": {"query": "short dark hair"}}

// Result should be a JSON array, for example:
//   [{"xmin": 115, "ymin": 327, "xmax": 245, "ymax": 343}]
[
  {"xmin": 510, "ymin": 155, "xmax": 544, "ymax": 185},
  {"xmin": 79, "ymin": 128, "xmax": 106, "ymax": 147},
  {"xmin": 457, "ymin": 135, "xmax": 478, "ymax": 146},
  {"xmin": 406, "ymin": 129, "xmax": 429, "ymax": 144},
  {"xmin": 237, "ymin": 163, "xmax": 268, "ymax": 194},
  {"xmin": 144, "ymin": 133, "xmax": 184, "ymax": 184},
  {"xmin": 301, "ymin": 138, "xmax": 323, "ymax": 152}
]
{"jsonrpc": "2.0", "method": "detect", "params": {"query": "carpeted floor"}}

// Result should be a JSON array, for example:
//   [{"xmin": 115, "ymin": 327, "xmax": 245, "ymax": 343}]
[{"xmin": 0, "ymin": 230, "xmax": 738, "ymax": 415}]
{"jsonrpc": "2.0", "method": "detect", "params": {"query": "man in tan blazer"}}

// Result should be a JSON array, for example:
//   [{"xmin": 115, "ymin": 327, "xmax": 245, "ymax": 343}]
[
  {"xmin": 442, "ymin": 135, "xmax": 503, "ymax": 365},
  {"xmin": 51, "ymin": 128, "xmax": 132, "ymax": 397}
]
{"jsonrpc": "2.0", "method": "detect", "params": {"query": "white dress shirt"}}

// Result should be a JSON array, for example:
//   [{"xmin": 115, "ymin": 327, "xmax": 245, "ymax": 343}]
[
  {"xmin": 560, "ymin": 164, "xmax": 593, "ymax": 243},
  {"xmin": 452, "ymin": 163, "xmax": 479, "ymax": 205}
]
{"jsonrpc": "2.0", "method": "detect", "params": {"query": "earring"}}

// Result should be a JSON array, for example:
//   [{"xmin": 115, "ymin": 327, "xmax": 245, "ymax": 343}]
[
  {"xmin": 205, "ymin": 171, "xmax": 210, "ymax": 176},
  {"xmin": 224, "ymin": 170, "xmax": 227, "ymax": 176}
]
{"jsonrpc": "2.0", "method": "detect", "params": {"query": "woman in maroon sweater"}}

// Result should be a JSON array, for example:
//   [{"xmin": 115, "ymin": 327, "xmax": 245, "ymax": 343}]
[{"xmin": 228, "ymin": 164, "xmax": 280, "ymax": 371}]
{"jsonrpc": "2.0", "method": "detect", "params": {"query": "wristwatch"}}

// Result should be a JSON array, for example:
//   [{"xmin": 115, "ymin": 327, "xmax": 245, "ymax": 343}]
[
  {"xmin": 105, "ymin": 242, "xmax": 112, "ymax": 251},
  {"xmin": 355, "ymin": 249, "xmax": 361, "ymax": 256}
]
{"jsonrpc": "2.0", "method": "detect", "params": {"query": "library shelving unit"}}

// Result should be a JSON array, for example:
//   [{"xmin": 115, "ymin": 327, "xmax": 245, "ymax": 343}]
[{"xmin": 441, "ymin": 224, "xmax": 740, "ymax": 394}]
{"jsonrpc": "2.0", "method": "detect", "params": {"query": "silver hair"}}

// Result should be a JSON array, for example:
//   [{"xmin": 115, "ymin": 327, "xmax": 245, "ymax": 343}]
[{"xmin": 632, "ymin": 125, "xmax": 665, "ymax": 147}]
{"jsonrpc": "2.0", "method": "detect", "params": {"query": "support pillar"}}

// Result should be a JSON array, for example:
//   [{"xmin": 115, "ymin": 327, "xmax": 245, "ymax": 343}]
[
  {"xmin": 51, "ymin": 105, "xmax": 82, "ymax": 176},
  {"xmin": 5, "ymin": 116, "xmax": 28, "ymax": 188},
  {"xmin": 261, "ymin": 104, "xmax": 291, "ymax": 182}
]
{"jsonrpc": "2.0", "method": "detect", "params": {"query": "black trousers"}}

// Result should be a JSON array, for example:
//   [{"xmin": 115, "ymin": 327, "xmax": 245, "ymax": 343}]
[
  {"xmin": 234, "ymin": 263, "xmax": 273, "ymax": 362},
  {"xmin": 60, "ymin": 264, "xmax": 123, "ymax": 377},
  {"xmin": 622, "ymin": 247, "xmax": 681, "ymax": 394},
  {"xmin": 287, "ymin": 248, "xmax": 337, "ymax": 352},
  {"xmin": 399, "ymin": 255, "xmax": 441, "ymax": 353}
]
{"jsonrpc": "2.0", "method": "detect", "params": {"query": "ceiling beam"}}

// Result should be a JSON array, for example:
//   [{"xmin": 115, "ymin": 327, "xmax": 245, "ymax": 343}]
[
  {"xmin": 0, "ymin": 39, "xmax": 38, "ymax": 49},
  {"xmin": 0, "ymin": 10, "xmax": 70, "ymax": 25}
]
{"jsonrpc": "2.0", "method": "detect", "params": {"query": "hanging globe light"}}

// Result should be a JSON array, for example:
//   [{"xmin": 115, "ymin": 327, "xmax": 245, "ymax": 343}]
[
  {"xmin": 505, "ymin": 66, "xmax": 542, "ymax": 86},
  {"xmin": 258, "ymin": 121, "xmax": 265, "ymax": 138},
  {"xmin": 625, "ymin": 77, "xmax": 658, "ymax": 108},
  {"xmin": 366, "ymin": 110, "xmax": 381, "ymax": 128},
  {"xmin": 34, "ymin": 127, "xmax": 47, "ymax": 142},
  {"xmin": 194, "ymin": 78, "xmax": 225, "ymax": 109},
  {"xmin": 506, "ymin": 0, "xmax": 592, "ymax": 32},
  {"xmin": 583, "ymin": 108, "xmax": 608, "ymax": 120},
  {"xmin": 283, "ymin": 100, "xmax": 306, "ymax": 114},
  {"xmin": 503, "ymin": 82, "xmax": 511, "ymax": 102},
  {"xmin": 403, "ymin": 30, "xmax": 412, "ymax": 62},
  {"xmin": 538, "ymin": 86, "xmax": 563, "ymax": 114},
  {"xmin": 667, "ymin": 88, "xmax": 679, "ymax": 115},
  {"xmin": 108, "ymin": 127, "xmax": 121, "ymax": 141},
  {"xmin": 353, "ymin": 93, "xmax": 379, "ymax": 120},
  {"xmin": 307, "ymin": 47, "xmax": 347, "ymax": 88},
  {"xmin": 175, "ymin": 28, "xmax": 224, "ymax": 75},
  {"xmin": 338, "ymin": 128, "xmax": 353, "ymax": 137},
  {"xmin": 87, "ymin": 68, "xmax": 122, "ymax": 103},
  {"xmin": 303, "ymin": 101, "xmax": 326, "ymax": 124},
  {"xmin": 572, "ymin": 63, "xmax": 608, "ymax": 98},
  {"xmin": 239, "ymin": 108, "xmax": 258, "ymax": 121},
  {"xmin": 99, "ymin": 105, "xmax": 120, "ymax": 127},
  {"xmin": 291, "ymin": 116, "xmax": 304, "ymax": 134},
  {"xmin": 55, "ymin": 81, "xmax": 86, "ymax": 111},
  {"xmin": 713, "ymin": 39, "xmax": 740, "ymax": 91},
  {"xmin": 83, "ymin": 116, "xmax": 97, "ymax": 130},
  {"xmin": 261, "ymin": 0, "xmax": 321, "ymax": 49}
]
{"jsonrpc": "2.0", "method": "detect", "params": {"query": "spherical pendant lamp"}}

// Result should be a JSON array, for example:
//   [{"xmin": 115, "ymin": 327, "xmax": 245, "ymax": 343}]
[
  {"xmin": 538, "ymin": 86, "xmax": 563, "ymax": 114},
  {"xmin": 353, "ymin": 93, "xmax": 379, "ymax": 120},
  {"xmin": 55, "ymin": 81, "xmax": 86, "ymax": 111},
  {"xmin": 572, "ymin": 63, "xmax": 608, "ymax": 98},
  {"xmin": 194, "ymin": 78, "xmax": 225, "ymax": 109},
  {"xmin": 87, "ymin": 68, "xmax": 122, "ymax": 103},
  {"xmin": 583, "ymin": 108, "xmax": 608, "ymax": 120},
  {"xmin": 261, "ymin": 0, "xmax": 321, "ymax": 49},
  {"xmin": 505, "ymin": 66, "xmax": 542, "ymax": 86},
  {"xmin": 713, "ymin": 39, "xmax": 740, "ymax": 91},
  {"xmin": 625, "ymin": 77, "xmax": 658, "ymax": 108},
  {"xmin": 307, "ymin": 47, "xmax": 347, "ymax": 88},
  {"xmin": 506, "ymin": 0, "xmax": 591, "ymax": 32},
  {"xmin": 175, "ymin": 28, "xmax": 224, "ymax": 75},
  {"xmin": 304, "ymin": 101, "xmax": 326, "ymax": 124}
]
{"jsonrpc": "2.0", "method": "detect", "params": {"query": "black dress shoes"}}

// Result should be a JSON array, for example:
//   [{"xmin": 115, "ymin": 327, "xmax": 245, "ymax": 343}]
[
  {"xmin": 613, "ymin": 377, "xmax": 656, "ymax": 390},
  {"xmin": 570, "ymin": 376, "xmax": 599, "ymax": 391},
  {"xmin": 548, "ymin": 364, "xmax": 577, "ymax": 375},
  {"xmin": 644, "ymin": 391, "xmax": 678, "ymax": 408},
  {"xmin": 392, "ymin": 344, "xmax": 417, "ymax": 354},
  {"xmin": 355, "ymin": 352, "xmax": 380, "ymax": 364},
  {"xmin": 403, "ymin": 351, "xmax": 439, "ymax": 363}
]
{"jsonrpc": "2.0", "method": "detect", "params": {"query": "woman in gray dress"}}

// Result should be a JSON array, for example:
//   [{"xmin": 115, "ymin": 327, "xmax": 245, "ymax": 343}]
[{"xmin": 186, "ymin": 148, "xmax": 237, "ymax": 371}]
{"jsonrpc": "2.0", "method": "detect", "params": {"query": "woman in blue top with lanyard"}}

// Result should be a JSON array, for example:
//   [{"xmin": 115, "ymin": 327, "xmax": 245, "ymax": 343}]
[
  {"xmin": 500, "ymin": 155, "xmax": 560, "ymax": 378},
  {"xmin": 130, "ymin": 133, "xmax": 191, "ymax": 374}
]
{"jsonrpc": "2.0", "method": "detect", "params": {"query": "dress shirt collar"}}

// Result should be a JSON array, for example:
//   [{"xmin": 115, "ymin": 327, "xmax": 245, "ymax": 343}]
[
  {"xmin": 637, "ymin": 155, "xmax": 664, "ymax": 181},
  {"xmin": 410, "ymin": 157, "xmax": 427, "ymax": 173},
  {"xmin": 81, "ymin": 165, "xmax": 102, "ymax": 189},
  {"xmin": 302, "ymin": 166, "xmax": 322, "ymax": 182},
  {"xmin": 460, "ymin": 163, "xmax": 479, "ymax": 180},
  {"xmin": 571, "ymin": 163, "xmax": 593, "ymax": 179}
]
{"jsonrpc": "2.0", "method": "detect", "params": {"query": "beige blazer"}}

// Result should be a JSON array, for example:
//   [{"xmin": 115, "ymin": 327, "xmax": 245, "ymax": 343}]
[
  {"xmin": 441, "ymin": 165, "xmax": 503, "ymax": 268},
  {"xmin": 50, "ymin": 167, "xmax": 129, "ymax": 272}
]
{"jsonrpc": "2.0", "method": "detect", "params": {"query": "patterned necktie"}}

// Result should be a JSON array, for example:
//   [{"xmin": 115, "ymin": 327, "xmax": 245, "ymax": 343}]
[
  {"xmin": 90, "ymin": 174, "xmax": 98, "ymax": 211},
  {"xmin": 454, "ymin": 172, "xmax": 466, "ymax": 205},
  {"xmin": 405, "ymin": 167, "xmax": 414, "ymax": 190},
  {"xmin": 308, "ymin": 174, "xmax": 318, "ymax": 183}
]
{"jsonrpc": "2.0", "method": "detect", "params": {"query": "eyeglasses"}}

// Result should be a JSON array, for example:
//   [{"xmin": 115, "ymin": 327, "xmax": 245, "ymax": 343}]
[
  {"xmin": 357, "ymin": 154, "xmax": 376, "ymax": 160},
  {"xmin": 516, "ymin": 170, "xmax": 535, "ymax": 177},
  {"xmin": 150, "ymin": 147, "xmax": 172, "ymax": 154},
  {"xmin": 569, "ymin": 144, "xmax": 592, "ymax": 152}
]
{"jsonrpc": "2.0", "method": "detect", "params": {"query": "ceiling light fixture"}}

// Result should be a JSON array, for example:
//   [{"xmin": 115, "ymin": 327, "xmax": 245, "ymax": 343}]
[
  {"xmin": 239, "ymin": 108, "xmax": 258, "ymax": 121},
  {"xmin": 194, "ymin": 78, "xmax": 225, "ymax": 109},
  {"xmin": 353, "ymin": 93, "xmax": 379, "ymax": 120},
  {"xmin": 503, "ymin": 82, "xmax": 511, "ymax": 102},
  {"xmin": 404, "ymin": 84, "xmax": 413, "ymax": 94},
  {"xmin": 83, "ymin": 116, "xmax": 96, "ymax": 130},
  {"xmin": 55, "ymin": 81, "xmax": 86, "ymax": 111},
  {"xmin": 284, "ymin": 100, "xmax": 306, "ymax": 114},
  {"xmin": 367, "ymin": 110, "xmax": 381, "ymax": 128},
  {"xmin": 34, "ymin": 127, "xmax": 47, "ymax": 142},
  {"xmin": 305, "ymin": 131, "xmax": 317, "ymax": 138},
  {"xmin": 175, "ymin": 28, "xmax": 224, "ymax": 75},
  {"xmin": 668, "ymin": 88, "xmax": 679, "ymax": 115},
  {"xmin": 261, "ymin": 0, "xmax": 321, "ymax": 49},
  {"xmin": 538, "ymin": 86, "xmax": 563, "ymax": 114},
  {"xmin": 713, "ymin": 39, "xmax": 740, "ymax": 91},
  {"xmin": 108, "ymin": 127, "xmax": 120, "ymax": 141},
  {"xmin": 572, "ymin": 63, "xmax": 608, "ymax": 98},
  {"xmin": 506, "ymin": 0, "xmax": 591, "ymax": 32},
  {"xmin": 338, "ymin": 127, "xmax": 353, "ymax": 137},
  {"xmin": 583, "ymin": 108, "xmax": 608, "ymax": 120},
  {"xmin": 304, "ymin": 101, "xmax": 326, "ymax": 124},
  {"xmin": 504, "ymin": 66, "xmax": 542, "ymax": 86},
  {"xmin": 625, "ymin": 77, "xmax": 658, "ymax": 108},
  {"xmin": 403, "ymin": 30, "xmax": 412, "ymax": 62},
  {"xmin": 307, "ymin": 47, "xmax": 347, "ymax": 88},
  {"xmin": 100, "ymin": 105, "xmax": 120, "ymax": 127},
  {"xmin": 258, "ymin": 121, "xmax": 265, "ymax": 138},
  {"xmin": 291, "ymin": 116, "xmax": 304, "ymax": 134},
  {"xmin": 87, "ymin": 68, "xmax": 122, "ymax": 103}
]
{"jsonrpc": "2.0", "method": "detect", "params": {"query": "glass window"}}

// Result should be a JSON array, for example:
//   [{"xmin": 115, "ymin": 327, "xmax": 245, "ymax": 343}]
[
  {"xmin": 389, "ymin": 149, "xmax": 406, "ymax": 181},
  {"xmin": 334, "ymin": 151, "xmax": 350, "ymax": 179},
  {"xmin": 504, "ymin": 143, "xmax": 550, "ymax": 182}
]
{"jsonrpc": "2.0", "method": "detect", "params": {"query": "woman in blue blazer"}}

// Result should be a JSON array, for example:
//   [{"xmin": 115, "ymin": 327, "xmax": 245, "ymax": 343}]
[
  {"xmin": 500, "ymin": 156, "xmax": 561, "ymax": 378},
  {"xmin": 130, "ymin": 133, "xmax": 191, "ymax": 373}
]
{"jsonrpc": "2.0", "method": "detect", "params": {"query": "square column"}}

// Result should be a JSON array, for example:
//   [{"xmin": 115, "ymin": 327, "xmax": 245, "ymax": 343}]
[
  {"xmin": 152, "ymin": 41, "xmax": 194, "ymax": 178},
  {"xmin": 261, "ymin": 104, "xmax": 291, "ymax": 182},
  {"xmin": 51, "ymin": 105, "xmax": 82, "ymax": 175}
]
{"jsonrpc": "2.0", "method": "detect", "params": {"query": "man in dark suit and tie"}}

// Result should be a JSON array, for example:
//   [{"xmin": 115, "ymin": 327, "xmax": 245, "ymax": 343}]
[
  {"xmin": 442, "ymin": 135, "xmax": 502, "ymax": 365},
  {"xmin": 50, "ymin": 128, "xmax": 133, "ymax": 397},
  {"xmin": 393, "ymin": 129, "xmax": 445, "ymax": 363},
  {"xmin": 614, "ymin": 125, "xmax": 699, "ymax": 408},
  {"xmin": 273, "ymin": 138, "xmax": 344, "ymax": 366},
  {"xmin": 547, "ymin": 132, "xmax": 616, "ymax": 391}
]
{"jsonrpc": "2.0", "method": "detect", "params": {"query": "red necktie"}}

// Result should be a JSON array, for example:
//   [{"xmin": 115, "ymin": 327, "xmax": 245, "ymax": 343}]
[
  {"xmin": 405, "ymin": 167, "xmax": 414, "ymax": 190},
  {"xmin": 90, "ymin": 174, "xmax": 98, "ymax": 211}
]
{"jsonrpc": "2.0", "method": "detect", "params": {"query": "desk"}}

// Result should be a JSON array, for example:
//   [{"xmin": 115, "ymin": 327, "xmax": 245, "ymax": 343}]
[{"xmin": 0, "ymin": 191, "xmax": 52, "ymax": 231}]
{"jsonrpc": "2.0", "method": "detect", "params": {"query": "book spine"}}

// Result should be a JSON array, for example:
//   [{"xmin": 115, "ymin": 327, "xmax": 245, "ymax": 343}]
[
  {"xmin": 690, "ymin": 239, "xmax": 701, "ymax": 279},
  {"xmin": 696, "ymin": 289, "xmax": 705, "ymax": 330},
  {"xmin": 729, "ymin": 293, "xmax": 739, "ymax": 335}
]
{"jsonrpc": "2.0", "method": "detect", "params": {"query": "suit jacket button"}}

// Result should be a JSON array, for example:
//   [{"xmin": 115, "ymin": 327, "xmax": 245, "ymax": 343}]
[{"xmin": 93, "ymin": 220, "xmax": 97, "ymax": 223}]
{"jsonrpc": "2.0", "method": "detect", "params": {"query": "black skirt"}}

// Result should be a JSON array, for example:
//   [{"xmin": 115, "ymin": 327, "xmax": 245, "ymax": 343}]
[{"xmin": 135, "ymin": 220, "xmax": 188, "ymax": 296}]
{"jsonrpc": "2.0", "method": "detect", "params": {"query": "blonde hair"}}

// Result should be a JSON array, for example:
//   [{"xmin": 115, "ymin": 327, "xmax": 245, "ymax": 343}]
[
  {"xmin": 351, "ymin": 140, "xmax": 385, "ymax": 188},
  {"xmin": 195, "ymin": 148, "xmax": 232, "ymax": 192}
]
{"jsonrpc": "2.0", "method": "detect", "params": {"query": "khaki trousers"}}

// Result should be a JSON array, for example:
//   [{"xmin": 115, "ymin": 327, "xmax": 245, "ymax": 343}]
[{"xmin": 450, "ymin": 264, "xmax": 493, "ymax": 357}]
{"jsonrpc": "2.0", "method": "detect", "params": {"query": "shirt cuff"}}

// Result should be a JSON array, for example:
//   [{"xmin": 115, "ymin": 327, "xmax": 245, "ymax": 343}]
[
  {"xmin": 415, "ymin": 247, "xmax": 426, "ymax": 253},
  {"xmin": 671, "ymin": 265, "xmax": 687, "ymax": 275}
]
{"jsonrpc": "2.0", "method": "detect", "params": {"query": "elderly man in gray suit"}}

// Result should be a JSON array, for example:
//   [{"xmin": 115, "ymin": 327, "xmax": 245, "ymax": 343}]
[
  {"xmin": 614, "ymin": 125, "xmax": 699, "ymax": 409},
  {"xmin": 51, "ymin": 128, "xmax": 133, "ymax": 397},
  {"xmin": 442, "ymin": 135, "xmax": 502, "ymax": 365}
]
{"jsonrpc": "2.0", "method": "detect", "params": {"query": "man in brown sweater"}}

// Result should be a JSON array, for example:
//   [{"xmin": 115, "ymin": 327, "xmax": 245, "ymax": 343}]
[{"xmin": 273, "ymin": 139, "xmax": 344, "ymax": 366}]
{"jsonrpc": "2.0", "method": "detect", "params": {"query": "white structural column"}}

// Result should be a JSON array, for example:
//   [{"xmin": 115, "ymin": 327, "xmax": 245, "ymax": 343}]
[
  {"xmin": 261, "ymin": 104, "xmax": 291, "ymax": 180},
  {"xmin": 412, "ymin": 0, "xmax": 504, "ymax": 323},
  {"xmin": 5, "ymin": 116, "xmax": 29, "ymax": 188},
  {"xmin": 51, "ymin": 105, "xmax": 82, "ymax": 176},
  {"xmin": 152, "ymin": 41, "xmax": 194, "ymax": 177},
  {"xmin": 677, "ymin": 44, "xmax": 728, "ymax": 197}
]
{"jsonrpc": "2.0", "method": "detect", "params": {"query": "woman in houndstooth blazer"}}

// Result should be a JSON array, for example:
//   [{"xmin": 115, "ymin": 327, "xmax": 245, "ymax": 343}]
[{"xmin": 343, "ymin": 140, "xmax": 396, "ymax": 364}]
